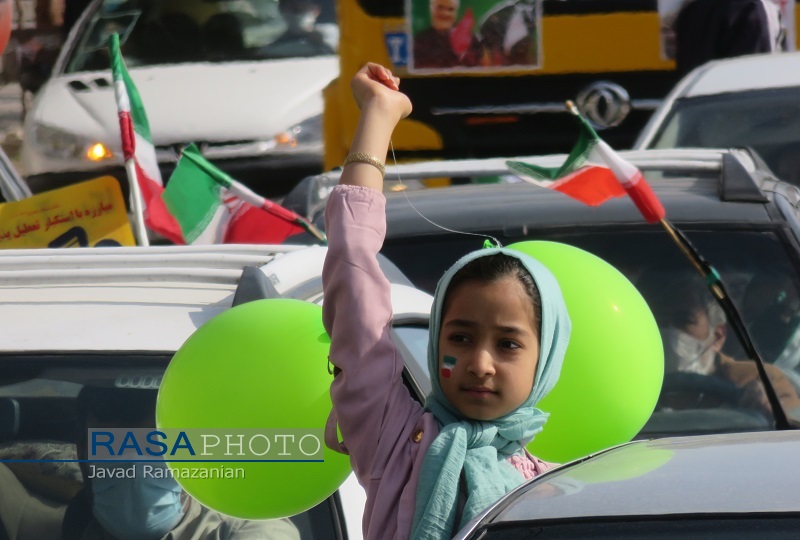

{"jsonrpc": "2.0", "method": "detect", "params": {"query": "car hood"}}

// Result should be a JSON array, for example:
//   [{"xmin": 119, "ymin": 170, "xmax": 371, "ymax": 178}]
[{"xmin": 30, "ymin": 57, "xmax": 338, "ymax": 146}]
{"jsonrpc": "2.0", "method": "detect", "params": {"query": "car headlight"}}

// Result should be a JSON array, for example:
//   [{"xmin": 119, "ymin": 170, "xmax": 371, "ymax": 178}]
[
  {"xmin": 31, "ymin": 123, "xmax": 114, "ymax": 162},
  {"xmin": 273, "ymin": 114, "xmax": 322, "ymax": 150}
]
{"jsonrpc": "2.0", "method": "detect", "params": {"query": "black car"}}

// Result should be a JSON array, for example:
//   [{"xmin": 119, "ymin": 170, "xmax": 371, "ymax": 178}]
[
  {"xmin": 286, "ymin": 147, "xmax": 800, "ymax": 436},
  {"xmin": 453, "ymin": 430, "xmax": 800, "ymax": 539}
]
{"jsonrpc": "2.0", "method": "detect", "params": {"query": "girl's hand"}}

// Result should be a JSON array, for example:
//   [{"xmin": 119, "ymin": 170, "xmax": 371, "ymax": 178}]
[
  {"xmin": 340, "ymin": 64, "xmax": 410, "ymax": 190},
  {"xmin": 351, "ymin": 63, "xmax": 412, "ymax": 122}
]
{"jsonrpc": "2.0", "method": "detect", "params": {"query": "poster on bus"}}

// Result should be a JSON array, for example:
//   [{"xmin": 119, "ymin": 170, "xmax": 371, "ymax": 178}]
[{"xmin": 407, "ymin": 0, "xmax": 542, "ymax": 73}]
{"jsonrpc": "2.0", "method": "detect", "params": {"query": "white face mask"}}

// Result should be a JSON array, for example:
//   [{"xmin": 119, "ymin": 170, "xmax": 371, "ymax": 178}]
[
  {"xmin": 91, "ymin": 462, "xmax": 184, "ymax": 540},
  {"xmin": 662, "ymin": 327, "xmax": 717, "ymax": 375}
]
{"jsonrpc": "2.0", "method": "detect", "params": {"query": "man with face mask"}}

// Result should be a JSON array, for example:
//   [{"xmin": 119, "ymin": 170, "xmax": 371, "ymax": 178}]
[
  {"xmin": 63, "ymin": 387, "xmax": 299, "ymax": 540},
  {"xmin": 661, "ymin": 295, "xmax": 727, "ymax": 377},
  {"xmin": 650, "ymin": 278, "xmax": 800, "ymax": 416}
]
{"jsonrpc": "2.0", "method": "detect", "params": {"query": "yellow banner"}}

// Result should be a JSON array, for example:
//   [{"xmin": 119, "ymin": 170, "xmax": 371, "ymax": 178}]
[{"xmin": 0, "ymin": 176, "xmax": 135, "ymax": 249}]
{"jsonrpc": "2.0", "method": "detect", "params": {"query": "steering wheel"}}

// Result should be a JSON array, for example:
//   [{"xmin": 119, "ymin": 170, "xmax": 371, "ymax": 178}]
[
  {"xmin": 641, "ymin": 372, "xmax": 773, "ymax": 436},
  {"xmin": 659, "ymin": 372, "xmax": 745, "ymax": 409}
]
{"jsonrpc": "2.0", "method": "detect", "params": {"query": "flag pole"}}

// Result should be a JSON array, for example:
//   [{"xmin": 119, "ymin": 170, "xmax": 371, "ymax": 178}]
[
  {"xmin": 125, "ymin": 159, "xmax": 150, "ymax": 246},
  {"xmin": 109, "ymin": 33, "xmax": 149, "ymax": 247},
  {"xmin": 563, "ymin": 100, "xmax": 790, "ymax": 428}
]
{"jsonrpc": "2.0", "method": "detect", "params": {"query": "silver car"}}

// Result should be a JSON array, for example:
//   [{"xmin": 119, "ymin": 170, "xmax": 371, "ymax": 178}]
[{"xmin": 634, "ymin": 51, "xmax": 800, "ymax": 187}]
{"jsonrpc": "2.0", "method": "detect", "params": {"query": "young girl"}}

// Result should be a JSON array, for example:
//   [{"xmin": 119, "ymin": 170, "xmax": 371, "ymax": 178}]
[{"xmin": 322, "ymin": 63, "xmax": 572, "ymax": 540}]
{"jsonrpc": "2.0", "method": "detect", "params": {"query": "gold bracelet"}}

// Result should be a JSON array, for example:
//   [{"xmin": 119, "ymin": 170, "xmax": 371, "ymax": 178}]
[{"xmin": 343, "ymin": 152, "xmax": 386, "ymax": 178}]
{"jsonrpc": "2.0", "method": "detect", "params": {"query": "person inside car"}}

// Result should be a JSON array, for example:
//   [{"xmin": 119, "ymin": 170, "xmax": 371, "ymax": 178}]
[
  {"xmin": 648, "ymin": 277, "xmax": 800, "ymax": 416},
  {"xmin": 267, "ymin": 0, "xmax": 335, "ymax": 56},
  {"xmin": 322, "ymin": 62, "xmax": 572, "ymax": 539},
  {"xmin": 0, "ymin": 442, "xmax": 80, "ymax": 539},
  {"xmin": 62, "ymin": 386, "xmax": 299, "ymax": 540}
]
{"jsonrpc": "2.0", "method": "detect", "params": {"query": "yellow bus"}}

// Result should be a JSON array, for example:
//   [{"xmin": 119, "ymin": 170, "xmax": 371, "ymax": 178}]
[{"xmin": 324, "ymin": 0, "xmax": 799, "ymax": 171}]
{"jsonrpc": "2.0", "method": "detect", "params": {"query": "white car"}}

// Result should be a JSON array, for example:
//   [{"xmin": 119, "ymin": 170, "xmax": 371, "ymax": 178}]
[
  {"xmin": 634, "ymin": 51, "xmax": 800, "ymax": 186},
  {"xmin": 0, "ymin": 243, "xmax": 433, "ymax": 540},
  {"xmin": 21, "ymin": 0, "xmax": 339, "ymax": 200}
]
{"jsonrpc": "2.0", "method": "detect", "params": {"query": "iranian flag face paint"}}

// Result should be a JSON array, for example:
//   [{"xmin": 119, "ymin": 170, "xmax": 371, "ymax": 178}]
[{"xmin": 441, "ymin": 356, "xmax": 457, "ymax": 379}]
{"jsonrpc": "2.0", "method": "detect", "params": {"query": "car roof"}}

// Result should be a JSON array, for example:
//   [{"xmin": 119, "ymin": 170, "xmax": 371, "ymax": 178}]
[
  {"xmin": 378, "ymin": 149, "xmax": 799, "ymax": 239},
  {"xmin": 456, "ymin": 430, "xmax": 800, "ymax": 535},
  {"xmin": 678, "ymin": 51, "xmax": 800, "ymax": 99},
  {"xmin": 290, "ymin": 149, "xmax": 800, "ymax": 236},
  {"xmin": 0, "ymin": 245, "xmax": 302, "ymax": 353},
  {"xmin": 0, "ymin": 244, "xmax": 431, "ymax": 353}
]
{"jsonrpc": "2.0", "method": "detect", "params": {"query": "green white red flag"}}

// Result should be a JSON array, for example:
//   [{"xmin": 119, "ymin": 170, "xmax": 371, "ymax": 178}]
[
  {"xmin": 163, "ymin": 144, "xmax": 322, "ymax": 244},
  {"xmin": 506, "ymin": 113, "xmax": 665, "ymax": 223}
]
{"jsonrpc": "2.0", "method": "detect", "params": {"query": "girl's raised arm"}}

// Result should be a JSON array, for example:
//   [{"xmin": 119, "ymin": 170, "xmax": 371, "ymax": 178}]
[{"xmin": 321, "ymin": 65, "xmax": 428, "ymax": 500}]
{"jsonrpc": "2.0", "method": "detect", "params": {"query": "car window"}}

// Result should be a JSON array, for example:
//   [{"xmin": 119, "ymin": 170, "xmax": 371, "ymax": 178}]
[
  {"xmin": 393, "ymin": 325, "xmax": 432, "ymax": 397},
  {"xmin": 0, "ymin": 356, "xmax": 344, "ymax": 540},
  {"xmin": 380, "ymin": 228, "xmax": 800, "ymax": 434},
  {"xmin": 649, "ymin": 87, "xmax": 800, "ymax": 186},
  {"xmin": 65, "ymin": 0, "xmax": 338, "ymax": 73}
]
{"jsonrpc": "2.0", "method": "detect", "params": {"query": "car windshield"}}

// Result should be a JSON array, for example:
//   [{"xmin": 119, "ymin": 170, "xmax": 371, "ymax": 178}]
[
  {"xmin": 0, "ymin": 355, "xmax": 341, "ymax": 539},
  {"xmin": 65, "ymin": 0, "xmax": 338, "ymax": 73},
  {"xmin": 648, "ymin": 87, "xmax": 800, "ymax": 186},
  {"xmin": 380, "ymin": 228, "xmax": 800, "ymax": 435}
]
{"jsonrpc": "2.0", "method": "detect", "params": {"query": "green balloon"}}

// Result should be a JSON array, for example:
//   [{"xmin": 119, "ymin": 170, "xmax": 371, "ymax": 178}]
[
  {"xmin": 507, "ymin": 241, "xmax": 664, "ymax": 463},
  {"xmin": 156, "ymin": 299, "xmax": 351, "ymax": 519}
]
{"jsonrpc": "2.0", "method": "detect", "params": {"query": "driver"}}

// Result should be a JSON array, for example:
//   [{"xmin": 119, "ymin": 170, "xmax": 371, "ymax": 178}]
[
  {"xmin": 650, "ymin": 278, "xmax": 800, "ymax": 415},
  {"xmin": 270, "ymin": 0, "xmax": 334, "ymax": 55}
]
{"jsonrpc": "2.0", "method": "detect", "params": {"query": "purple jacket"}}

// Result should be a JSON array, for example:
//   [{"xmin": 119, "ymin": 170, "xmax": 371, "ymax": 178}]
[{"xmin": 322, "ymin": 185, "xmax": 550, "ymax": 539}]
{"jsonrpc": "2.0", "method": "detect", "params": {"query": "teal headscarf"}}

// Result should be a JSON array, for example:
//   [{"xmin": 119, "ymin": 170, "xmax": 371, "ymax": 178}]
[{"xmin": 411, "ymin": 247, "xmax": 571, "ymax": 539}]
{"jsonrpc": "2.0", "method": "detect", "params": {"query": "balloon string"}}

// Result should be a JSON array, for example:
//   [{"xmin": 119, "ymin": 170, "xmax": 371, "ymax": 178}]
[{"xmin": 388, "ymin": 141, "xmax": 502, "ymax": 248}]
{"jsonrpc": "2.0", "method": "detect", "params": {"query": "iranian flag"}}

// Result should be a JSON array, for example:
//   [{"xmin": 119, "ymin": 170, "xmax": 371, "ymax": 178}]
[
  {"xmin": 109, "ymin": 33, "xmax": 183, "ymax": 243},
  {"xmin": 507, "ymin": 111, "xmax": 665, "ymax": 224},
  {"xmin": 163, "ymin": 144, "xmax": 325, "ymax": 245}
]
